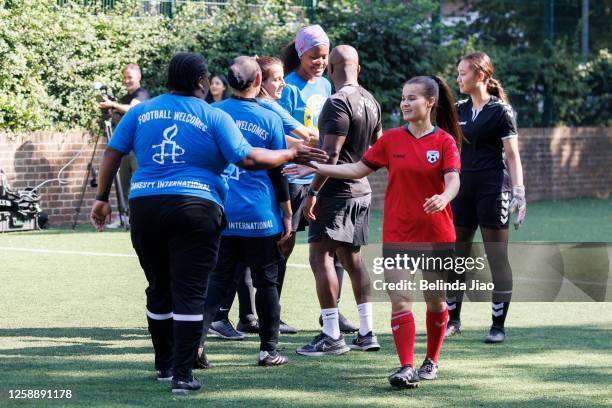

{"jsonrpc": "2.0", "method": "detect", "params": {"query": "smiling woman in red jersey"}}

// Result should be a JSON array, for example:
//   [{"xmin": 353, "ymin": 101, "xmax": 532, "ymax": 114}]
[{"xmin": 283, "ymin": 75, "xmax": 464, "ymax": 389}]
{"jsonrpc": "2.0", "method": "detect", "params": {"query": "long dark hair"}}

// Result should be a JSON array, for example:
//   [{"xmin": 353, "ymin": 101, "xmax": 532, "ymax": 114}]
[
  {"xmin": 205, "ymin": 73, "xmax": 231, "ymax": 103},
  {"xmin": 459, "ymin": 52, "xmax": 508, "ymax": 103},
  {"xmin": 166, "ymin": 52, "xmax": 209, "ymax": 96},
  {"xmin": 256, "ymin": 56, "xmax": 283, "ymax": 98},
  {"xmin": 406, "ymin": 75, "xmax": 465, "ymax": 150},
  {"xmin": 280, "ymin": 40, "xmax": 301, "ymax": 74}
]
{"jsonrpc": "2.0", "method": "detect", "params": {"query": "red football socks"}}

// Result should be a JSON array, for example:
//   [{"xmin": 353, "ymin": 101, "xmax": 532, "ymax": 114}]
[
  {"xmin": 391, "ymin": 311, "xmax": 415, "ymax": 367},
  {"xmin": 425, "ymin": 308, "xmax": 448, "ymax": 363}
]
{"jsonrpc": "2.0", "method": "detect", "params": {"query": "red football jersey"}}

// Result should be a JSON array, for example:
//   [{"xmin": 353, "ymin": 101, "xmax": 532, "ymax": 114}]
[{"xmin": 362, "ymin": 125, "xmax": 461, "ymax": 243}]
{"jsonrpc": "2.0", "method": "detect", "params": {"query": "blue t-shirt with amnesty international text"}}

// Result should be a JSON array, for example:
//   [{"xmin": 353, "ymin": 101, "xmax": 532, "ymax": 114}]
[
  {"xmin": 214, "ymin": 97, "xmax": 286, "ymax": 237},
  {"xmin": 108, "ymin": 94, "xmax": 252, "ymax": 207},
  {"xmin": 279, "ymin": 71, "xmax": 331, "ymax": 184}
]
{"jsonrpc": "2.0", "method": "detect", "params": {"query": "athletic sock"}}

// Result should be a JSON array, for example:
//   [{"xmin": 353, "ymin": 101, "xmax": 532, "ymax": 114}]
[
  {"xmin": 447, "ymin": 297, "xmax": 462, "ymax": 322},
  {"xmin": 357, "ymin": 302, "xmax": 374, "ymax": 336},
  {"xmin": 391, "ymin": 311, "xmax": 415, "ymax": 367},
  {"xmin": 146, "ymin": 314, "xmax": 174, "ymax": 370},
  {"xmin": 492, "ymin": 301, "xmax": 510, "ymax": 329},
  {"xmin": 425, "ymin": 307, "xmax": 449, "ymax": 363},
  {"xmin": 321, "ymin": 308, "xmax": 340, "ymax": 339}
]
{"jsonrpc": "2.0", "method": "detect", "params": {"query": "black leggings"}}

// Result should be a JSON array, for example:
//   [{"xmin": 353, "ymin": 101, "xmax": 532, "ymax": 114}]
[
  {"xmin": 203, "ymin": 235, "xmax": 282, "ymax": 352},
  {"xmin": 447, "ymin": 227, "xmax": 513, "ymax": 310},
  {"xmin": 213, "ymin": 264, "xmax": 255, "ymax": 321},
  {"xmin": 130, "ymin": 195, "xmax": 224, "ymax": 382},
  {"xmin": 215, "ymin": 249, "xmax": 345, "ymax": 322}
]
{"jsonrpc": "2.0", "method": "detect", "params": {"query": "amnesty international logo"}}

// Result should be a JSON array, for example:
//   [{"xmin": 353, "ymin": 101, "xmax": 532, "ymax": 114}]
[{"xmin": 152, "ymin": 124, "xmax": 186, "ymax": 165}]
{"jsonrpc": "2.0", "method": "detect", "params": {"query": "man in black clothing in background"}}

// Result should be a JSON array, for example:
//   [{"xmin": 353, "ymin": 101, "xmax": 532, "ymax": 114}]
[{"xmin": 99, "ymin": 63, "xmax": 151, "ymax": 226}]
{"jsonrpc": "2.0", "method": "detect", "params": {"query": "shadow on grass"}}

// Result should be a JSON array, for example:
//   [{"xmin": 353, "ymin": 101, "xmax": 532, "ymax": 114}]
[{"xmin": 0, "ymin": 325, "xmax": 610, "ymax": 407}]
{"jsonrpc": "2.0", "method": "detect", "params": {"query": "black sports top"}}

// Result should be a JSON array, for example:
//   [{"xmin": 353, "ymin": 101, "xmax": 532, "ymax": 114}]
[{"xmin": 456, "ymin": 95, "xmax": 517, "ymax": 172}]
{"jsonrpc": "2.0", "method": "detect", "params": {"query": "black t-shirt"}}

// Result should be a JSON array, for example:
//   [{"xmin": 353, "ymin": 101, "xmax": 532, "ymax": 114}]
[
  {"xmin": 120, "ymin": 87, "xmax": 151, "ymax": 105},
  {"xmin": 113, "ymin": 87, "xmax": 151, "ymax": 125},
  {"xmin": 318, "ymin": 85, "xmax": 382, "ymax": 197},
  {"xmin": 456, "ymin": 95, "xmax": 517, "ymax": 172}
]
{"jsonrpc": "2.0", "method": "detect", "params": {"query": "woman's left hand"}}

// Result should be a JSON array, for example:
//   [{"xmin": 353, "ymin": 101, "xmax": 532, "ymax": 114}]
[
  {"xmin": 423, "ymin": 194, "xmax": 449, "ymax": 214},
  {"xmin": 90, "ymin": 200, "xmax": 111, "ymax": 231}
]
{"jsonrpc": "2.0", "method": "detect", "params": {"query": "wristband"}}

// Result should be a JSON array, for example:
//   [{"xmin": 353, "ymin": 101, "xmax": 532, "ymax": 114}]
[
  {"xmin": 307, "ymin": 187, "xmax": 319, "ymax": 197},
  {"xmin": 95, "ymin": 195, "xmax": 109, "ymax": 202}
]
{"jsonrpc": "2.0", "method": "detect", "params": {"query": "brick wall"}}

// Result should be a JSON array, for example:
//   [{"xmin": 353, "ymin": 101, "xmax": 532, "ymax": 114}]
[
  {"xmin": 0, "ymin": 127, "xmax": 610, "ymax": 225},
  {"xmin": 367, "ymin": 127, "xmax": 611, "ymax": 210},
  {"xmin": 0, "ymin": 131, "xmax": 114, "ymax": 226}
]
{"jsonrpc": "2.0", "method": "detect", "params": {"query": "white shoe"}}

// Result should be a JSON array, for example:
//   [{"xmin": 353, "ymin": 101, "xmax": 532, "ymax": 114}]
[{"xmin": 106, "ymin": 216, "xmax": 129, "ymax": 229}]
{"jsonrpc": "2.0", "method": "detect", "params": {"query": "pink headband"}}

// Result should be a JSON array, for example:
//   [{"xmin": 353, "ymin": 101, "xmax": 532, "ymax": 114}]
[{"xmin": 295, "ymin": 25, "xmax": 330, "ymax": 58}]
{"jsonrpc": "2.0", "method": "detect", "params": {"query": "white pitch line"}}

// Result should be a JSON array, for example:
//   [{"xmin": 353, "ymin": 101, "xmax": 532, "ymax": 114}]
[
  {"xmin": 0, "ymin": 246, "xmax": 136, "ymax": 258},
  {"xmin": 0, "ymin": 246, "xmax": 312, "ymax": 268},
  {"xmin": 287, "ymin": 263, "xmax": 310, "ymax": 269}
]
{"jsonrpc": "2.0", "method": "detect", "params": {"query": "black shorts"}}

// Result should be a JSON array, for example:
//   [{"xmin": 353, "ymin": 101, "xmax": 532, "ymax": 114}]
[
  {"xmin": 289, "ymin": 183, "xmax": 310, "ymax": 232},
  {"xmin": 308, "ymin": 194, "xmax": 370, "ymax": 246},
  {"xmin": 452, "ymin": 169, "xmax": 512, "ymax": 230}
]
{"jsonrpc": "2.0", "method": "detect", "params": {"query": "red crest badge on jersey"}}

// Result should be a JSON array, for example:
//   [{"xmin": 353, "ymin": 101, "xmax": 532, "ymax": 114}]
[{"xmin": 426, "ymin": 150, "xmax": 440, "ymax": 164}]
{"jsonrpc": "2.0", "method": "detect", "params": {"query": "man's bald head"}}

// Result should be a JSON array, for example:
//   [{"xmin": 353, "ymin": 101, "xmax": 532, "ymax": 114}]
[
  {"xmin": 329, "ymin": 45, "xmax": 359, "ymax": 66},
  {"xmin": 328, "ymin": 45, "xmax": 360, "ymax": 87}
]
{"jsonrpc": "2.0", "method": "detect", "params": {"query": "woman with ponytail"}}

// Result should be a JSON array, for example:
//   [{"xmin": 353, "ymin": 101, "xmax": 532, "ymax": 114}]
[
  {"xmin": 445, "ymin": 52, "xmax": 526, "ymax": 344},
  {"xmin": 207, "ymin": 56, "xmax": 323, "ymax": 338},
  {"xmin": 284, "ymin": 75, "xmax": 463, "ymax": 389}
]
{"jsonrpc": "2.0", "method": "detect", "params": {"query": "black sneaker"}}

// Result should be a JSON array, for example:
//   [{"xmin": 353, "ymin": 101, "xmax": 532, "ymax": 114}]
[
  {"xmin": 444, "ymin": 319, "xmax": 461, "ymax": 338},
  {"xmin": 388, "ymin": 366, "xmax": 420, "ymax": 389},
  {"xmin": 484, "ymin": 326, "xmax": 506, "ymax": 343},
  {"xmin": 417, "ymin": 358, "xmax": 438, "ymax": 380},
  {"xmin": 171, "ymin": 377, "xmax": 202, "ymax": 395},
  {"xmin": 349, "ymin": 331, "xmax": 381, "ymax": 351},
  {"xmin": 156, "ymin": 369, "xmax": 173, "ymax": 381},
  {"xmin": 258, "ymin": 350, "xmax": 289, "ymax": 366},
  {"xmin": 236, "ymin": 317, "xmax": 259, "ymax": 334},
  {"xmin": 318, "ymin": 312, "xmax": 359, "ymax": 333},
  {"xmin": 339, "ymin": 313, "xmax": 359, "ymax": 333},
  {"xmin": 279, "ymin": 320, "xmax": 298, "ymax": 334},
  {"xmin": 296, "ymin": 332, "xmax": 351, "ymax": 356},
  {"xmin": 193, "ymin": 344, "xmax": 211, "ymax": 369},
  {"xmin": 209, "ymin": 319, "xmax": 244, "ymax": 340}
]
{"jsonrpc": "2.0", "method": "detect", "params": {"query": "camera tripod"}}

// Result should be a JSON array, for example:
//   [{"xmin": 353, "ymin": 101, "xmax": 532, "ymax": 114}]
[{"xmin": 72, "ymin": 115, "xmax": 129, "ymax": 230}]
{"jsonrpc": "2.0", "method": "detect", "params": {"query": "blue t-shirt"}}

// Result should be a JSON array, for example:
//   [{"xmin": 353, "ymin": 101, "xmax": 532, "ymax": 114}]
[
  {"xmin": 108, "ymin": 94, "xmax": 252, "ymax": 207},
  {"xmin": 279, "ymin": 71, "xmax": 332, "ymax": 184},
  {"xmin": 214, "ymin": 97, "xmax": 286, "ymax": 238},
  {"xmin": 257, "ymin": 98, "xmax": 302, "ymax": 136}
]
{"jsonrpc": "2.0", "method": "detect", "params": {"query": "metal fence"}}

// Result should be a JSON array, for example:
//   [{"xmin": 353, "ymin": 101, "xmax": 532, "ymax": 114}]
[{"xmin": 56, "ymin": 0, "xmax": 316, "ymax": 17}]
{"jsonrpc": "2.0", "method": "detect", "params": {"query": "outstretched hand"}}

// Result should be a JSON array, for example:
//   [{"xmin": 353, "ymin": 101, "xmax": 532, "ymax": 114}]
[
  {"xmin": 282, "ymin": 164, "xmax": 317, "ymax": 179},
  {"xmin": 290, "ymin": 144, "xmax": 328, "ymax": 165}
]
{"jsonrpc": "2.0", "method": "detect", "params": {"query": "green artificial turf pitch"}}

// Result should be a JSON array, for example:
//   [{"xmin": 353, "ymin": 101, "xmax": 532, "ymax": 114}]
[{"xmin": 0, "ymin": 198, "xmax": 610, "ymax": 407}]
